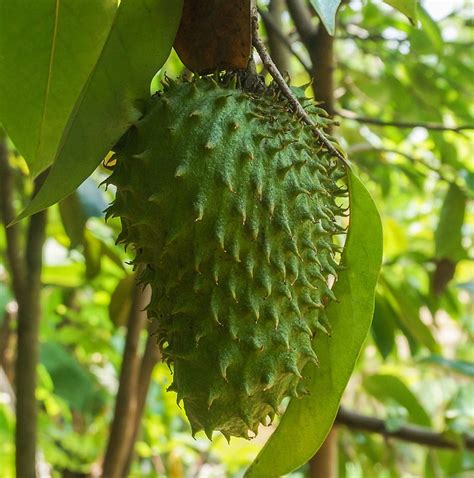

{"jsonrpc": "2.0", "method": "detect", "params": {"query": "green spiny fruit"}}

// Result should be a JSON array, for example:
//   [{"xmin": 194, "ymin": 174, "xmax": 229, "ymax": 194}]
[{"xmin": 105, "ymin": 75, "xmax": 348, "ymax": 440}]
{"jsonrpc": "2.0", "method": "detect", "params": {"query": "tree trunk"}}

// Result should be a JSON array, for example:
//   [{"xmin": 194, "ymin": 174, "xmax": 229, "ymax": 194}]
[
  {"xmin": 122, "ymin": 325, "xmax": 161, "ymax": 476},
  {"xmin": 308, "ymin": 21, "xmax": 338, "ymax": 478},
  {"xmin": 310, "ymin": 25, "xmax": 335, "ymax": 116},
  {"xmin": 309, "ymin": 428, "xmax": 338, "ymax": 478},
  {"xmin": 101, "ymin": 281, "xmax": 149, "ymax": 478},
  {"xmin": 0, "ymin": 137, "xmax": 48, "ymax": 478},
  {"xmin": 16, "ymin": 183, "xmax": 47, "ymax": 478}
]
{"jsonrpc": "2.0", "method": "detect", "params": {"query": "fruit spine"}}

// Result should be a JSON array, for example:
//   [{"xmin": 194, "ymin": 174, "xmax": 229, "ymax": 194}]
[{"xmin": 105, "ymin": 75, "xmax": 348, "ymax": 440}]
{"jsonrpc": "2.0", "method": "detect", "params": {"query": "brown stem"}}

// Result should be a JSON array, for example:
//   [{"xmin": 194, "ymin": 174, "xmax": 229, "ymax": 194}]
[
  {"xmin": 101, "ymin": 279, "xmax": 149, "ymax": 478},
  {"xmin": 336, "ymin": 407, "xmax": 474, "ymax": 451},
  {"xmin": 337, "ymin": 109, "xmax": 474, "ymax": 133},
  {"xmin": 122, "ymin": 321, "xmax": 161, "ymax": 476}
]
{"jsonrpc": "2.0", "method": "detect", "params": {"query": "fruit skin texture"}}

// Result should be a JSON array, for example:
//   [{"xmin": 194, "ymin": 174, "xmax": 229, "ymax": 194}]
[{"xmin": 106, "ymin": 76, "xmax": 347, "ymax": 440}]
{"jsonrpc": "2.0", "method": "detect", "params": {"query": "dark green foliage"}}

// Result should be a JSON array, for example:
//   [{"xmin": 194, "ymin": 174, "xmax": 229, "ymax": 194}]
[{"xmin": 106, "ymin": 76, "xmax": 347, "ymax": 439}]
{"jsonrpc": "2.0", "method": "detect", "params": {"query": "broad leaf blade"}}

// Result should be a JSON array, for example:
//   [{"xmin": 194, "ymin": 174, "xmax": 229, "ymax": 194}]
[
  {"xmin": 0, "ymin": 0, "xmax": 117, "ymax": 176},
  {"xmin": 383, "ymin": 0, "xmax": 418, "ymax": 25},
  {"xmin": 364, "ymin": 374, "xmax": 431, "ymax": 427},
  {"xmin": 309, "ymin": 0, "xmax": 342, "ymax": 35},
  {"xmin": 16, "ymin": 0, "xmax": 183, "ymax": 222},
  {"xmin": 245, "ymin": 168, "xmax": 383, "ymax": 477}
]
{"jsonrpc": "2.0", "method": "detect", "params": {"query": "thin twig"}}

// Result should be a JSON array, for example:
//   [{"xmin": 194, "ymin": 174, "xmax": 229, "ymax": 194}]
[
  {"xmin": 258, "ymin": 6, "xmax": 312, "ymax": 74},
  {"xmin": 336, "ymin": 407, "xmax": 474, "ymax": 451},
  {"xmin": 338, "ymin": 109, "xmax": 474, "ymax": 133},
  {"xmin": 252, "ymin": 10, "xmax": 348, "ymax": 165}
]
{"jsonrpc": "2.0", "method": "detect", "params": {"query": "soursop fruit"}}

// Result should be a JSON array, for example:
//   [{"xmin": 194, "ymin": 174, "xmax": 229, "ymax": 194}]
[{"xmin": 105, "ymin": 75, "xmax": 347, "ymax": 440}]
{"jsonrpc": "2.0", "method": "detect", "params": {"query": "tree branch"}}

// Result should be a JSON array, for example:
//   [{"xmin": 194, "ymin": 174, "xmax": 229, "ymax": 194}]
[
  {"xmin": 16, "ymin": 174, "xmax": 48, "ymax": 478},
  {"xmin": 338, "ymin": 109, "xmax": 474, "ymax": 133},
  {"xmin": 252, "ymin": 10, "xmax": 347, "ymax": 165},
  {"xmin": 262, "ymin": 1, "xmax": 290, "ymax": 73},
  {"xmin": 336, "ymin": 407, "xmax": 474, "ymax": 451},
  {"xmin": 101, "ymin": 277, "xmax": 149, "ymax": 478},
  {"xmin": 258, "ymin": 6, "xmax": 312, "ymax": 74},
  {"xmin": 286, "ymin": 0, "xmax": 317, "ymax": 44},
  {"xmin": 1, "ymin": 136, "xmax": 48, "ymax": 478},
  {"xmin": 123, "ymin": 321, "xmax": 161, "ymax": 476},
  {"xmin": 347, "ymin": 144, "xmax": 466, "ymax": 191}
]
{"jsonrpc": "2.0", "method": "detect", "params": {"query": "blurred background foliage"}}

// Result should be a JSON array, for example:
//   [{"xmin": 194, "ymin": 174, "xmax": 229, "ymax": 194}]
[{"xmin": 0, "ymin": 0, "xmax": 473, "ymax": 477}]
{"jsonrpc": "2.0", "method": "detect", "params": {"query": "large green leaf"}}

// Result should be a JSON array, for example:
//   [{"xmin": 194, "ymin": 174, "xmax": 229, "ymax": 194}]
[
  {"xmin": 245, "ymin": 168, "xmax": 383, "ymax": 477},
  {"xmin": 309, "ymin": 0, "xmax": 342, "ymax": 36},
  {"xmin": 382, "ymin": 0, "xmax": 418, "ymax": 25},
  {"xmin": 0, "ymin": 0, "xmax": 117, "ymax": 176},
  {"xmin": 364, "ymin": 374, "xmax": 431, "ymax": 427},
  {"xmin": 16, "ymin": 0, "xmax": 183, "ymax": 222}
]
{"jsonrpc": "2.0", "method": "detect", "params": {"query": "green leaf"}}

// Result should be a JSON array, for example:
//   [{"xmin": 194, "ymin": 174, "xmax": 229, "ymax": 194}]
[
  {"xmin": 309, "ymin": 0, "xmax": 342, "ymax": 35},
  {"xmin": 435, "ymin": 184, "xmax": 467, "ymax": 262},
  {"xmin": 371, "ymin": 293, "xmax": 396, "ymax": 359},
  {"xmin": 58, "ymin": 194, "xmax": 88, "ymax": 249},
  {"xmin": 364, "ymin": 374, "xmax": 431, "ymax": 427},
  {"xmin": 419, "ymin": 355, "xmax": 474, "ymax": 378},
  {"xmin": 58, "ymin": 178, "xmax": 106, "ymax": 248},
  {"xmin": 414, "ymin": 6, "xmax": 444, "ymax": 53},
  {"xmin": 40, "ymin": 342, "xmax": 105, "ymax": 413},
  {"xmin": 245, "ymin": 167, "xmax": 383, "ymax": 477},
  {"xmin": 0, "ymin": 0, "xmax": 117, "ymax": 176},
  {"xmin": 383, "ymin": 278, "xmax": 440, "ymax": 354},
  {"xmin": 42, "ymin": 263, "xmax": 85, "ymax": 288},
  {"xmin": 16, "ymin": 0, "xmax": 183, "ymax": 222},
  {"xmin": 382, "ymin": 0, "xmax": 418, "ymax": 25},
  {"xmin": 83, "ymin": 230, "xmax": 102, "ymax": 280}
]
